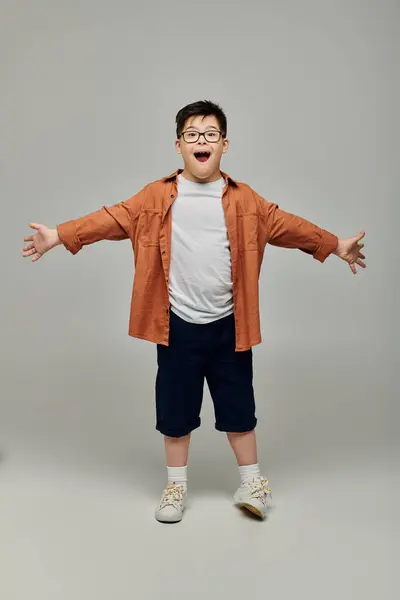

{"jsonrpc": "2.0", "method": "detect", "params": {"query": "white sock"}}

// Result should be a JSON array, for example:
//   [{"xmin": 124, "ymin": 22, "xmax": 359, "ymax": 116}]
[
  {"xmin": 167, "ymin": 466, "xmax": 187, "ymax": 490},
  {"xmin": 239, "ymin": 463, "xmax": 261, "ymax": 484}
]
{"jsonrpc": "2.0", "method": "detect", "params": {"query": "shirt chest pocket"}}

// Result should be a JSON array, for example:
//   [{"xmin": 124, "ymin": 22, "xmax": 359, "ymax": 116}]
[
  {"xmin": 137, "ymin": 209, "xmax": 163, "ymax": 246},
  {"xmin": 237, "ymin": 213, "xmax": 259, "ymax": 251}
]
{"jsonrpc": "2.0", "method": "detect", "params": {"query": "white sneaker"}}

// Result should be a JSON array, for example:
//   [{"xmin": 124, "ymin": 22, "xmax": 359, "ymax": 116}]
[
  {"xmin": 155, "ymin": 484, "xmax": 187, "ymax": 523},
  {"xmin": 233, "ymin": 476, "xmax": 272, "ymax": 519}
]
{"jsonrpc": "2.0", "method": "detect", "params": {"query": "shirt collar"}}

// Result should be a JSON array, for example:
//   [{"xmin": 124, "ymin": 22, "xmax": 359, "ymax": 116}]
[{"xmin": 162, "ymin": 169, "xmax": 237, "ymax": 187}]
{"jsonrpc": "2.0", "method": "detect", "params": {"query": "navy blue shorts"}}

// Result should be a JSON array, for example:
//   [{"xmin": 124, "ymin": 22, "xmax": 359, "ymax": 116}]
[{"xmin": 155, "ymin": 310, "xmax": 257, "ymax": 438}]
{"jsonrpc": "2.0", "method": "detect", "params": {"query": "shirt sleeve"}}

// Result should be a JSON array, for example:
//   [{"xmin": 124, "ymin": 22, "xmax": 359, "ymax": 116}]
[
  {"xmin": 56, "ymin": 187, "xmax": 146, "ymax": 255},
  {"xmin": 255, "ymin": 191, "xmax": 338, "ymax": 263}
]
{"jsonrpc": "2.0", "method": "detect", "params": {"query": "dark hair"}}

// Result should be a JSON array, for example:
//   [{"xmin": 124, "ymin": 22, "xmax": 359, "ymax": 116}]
[{"xmin": 175, "ymin": 100, "xmax": 227, "ymax": 139}]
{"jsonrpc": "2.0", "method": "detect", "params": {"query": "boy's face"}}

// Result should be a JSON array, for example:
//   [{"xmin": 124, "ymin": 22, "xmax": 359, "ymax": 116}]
[{"xmin": 175, "ymin": 114, "xmax": 229, "ymax": 182}]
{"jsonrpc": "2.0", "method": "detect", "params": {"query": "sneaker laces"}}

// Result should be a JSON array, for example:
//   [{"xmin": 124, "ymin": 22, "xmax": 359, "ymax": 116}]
[
  {"xmin": 159, "ymin": 484, "xmax": 185, "ymax": 510},
  {"xmin": 243, "ymin": 477, "xmax": 272, "ymax": 505}
]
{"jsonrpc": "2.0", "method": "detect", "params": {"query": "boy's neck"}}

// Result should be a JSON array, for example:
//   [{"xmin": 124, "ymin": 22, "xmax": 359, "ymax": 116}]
[{"xmin": 180, "ymin": 167, "xmax": 223, "ymax": 184}]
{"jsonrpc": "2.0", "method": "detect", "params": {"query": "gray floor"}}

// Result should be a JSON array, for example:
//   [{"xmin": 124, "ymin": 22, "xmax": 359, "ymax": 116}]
[{"xmin": 0, "ymin": 444, "xmax": 395, "ymax": 600}]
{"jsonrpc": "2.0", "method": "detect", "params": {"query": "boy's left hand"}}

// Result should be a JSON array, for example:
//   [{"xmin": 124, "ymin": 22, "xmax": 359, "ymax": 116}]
[{"xmin": 333, "ymin": 231, "xmax": 366, "ymax": 274}]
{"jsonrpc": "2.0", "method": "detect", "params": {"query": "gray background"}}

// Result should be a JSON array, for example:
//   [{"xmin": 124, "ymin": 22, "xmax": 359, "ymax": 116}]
[{"xmin": 1, "ymin": 0, "xmax": 398, "ymax": 598}]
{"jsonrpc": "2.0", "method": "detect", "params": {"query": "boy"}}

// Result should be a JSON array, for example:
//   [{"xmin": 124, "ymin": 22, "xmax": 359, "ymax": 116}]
[{"xmin": 22, "ymin": 100, "xmax": 366, "ymax": 523}]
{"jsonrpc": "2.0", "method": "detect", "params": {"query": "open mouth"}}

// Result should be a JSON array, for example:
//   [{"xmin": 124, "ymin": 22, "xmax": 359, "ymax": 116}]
[{"xmin": 194, "ymin": 151, "xmax": 211, "ymax": 163}]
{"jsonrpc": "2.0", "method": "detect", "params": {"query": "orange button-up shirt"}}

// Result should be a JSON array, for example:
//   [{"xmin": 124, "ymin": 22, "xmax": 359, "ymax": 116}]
[{"xmin": 57, "ymin": 169, "xmax": 338, "ymax": 351}]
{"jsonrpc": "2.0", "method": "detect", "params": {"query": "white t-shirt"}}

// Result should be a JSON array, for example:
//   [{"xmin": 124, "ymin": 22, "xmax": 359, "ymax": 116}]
[{"xmin": 169, "ymin": 173, "xmax": 234, "ymax": 324}]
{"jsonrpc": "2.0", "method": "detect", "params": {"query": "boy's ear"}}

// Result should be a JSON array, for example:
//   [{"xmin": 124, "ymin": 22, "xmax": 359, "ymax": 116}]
[
  {"xmin": 222, "ymin": 138, "xmax": 230, "ymax": 154},
  {"xmin": 175, "ymin": 139, "xmax": 182, "ymax": 154}
]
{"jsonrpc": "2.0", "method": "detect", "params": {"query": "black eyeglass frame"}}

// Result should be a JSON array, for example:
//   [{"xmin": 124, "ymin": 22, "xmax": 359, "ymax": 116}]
[{"xmin": 179, "ymin": 130, "xmax": 224, "ymax": 143}]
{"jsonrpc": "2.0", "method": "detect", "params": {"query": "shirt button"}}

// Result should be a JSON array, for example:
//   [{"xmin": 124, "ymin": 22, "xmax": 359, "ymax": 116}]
[{"xmin": 170, "ymin": 194, "xmax": 174, "ymax": 199}]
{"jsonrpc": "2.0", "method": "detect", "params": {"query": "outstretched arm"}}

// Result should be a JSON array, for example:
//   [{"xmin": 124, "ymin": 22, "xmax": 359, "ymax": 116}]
[
  {"xmin": 256, "ymin": 192, "xmax": 366, "ymax": 274},
  {"xmin": 22, "ymin": 187, "xmax": 146, "ymax": 262}
]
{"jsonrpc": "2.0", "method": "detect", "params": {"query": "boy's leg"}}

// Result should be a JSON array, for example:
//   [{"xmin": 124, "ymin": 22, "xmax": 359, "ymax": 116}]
[
  {"xmin": 226, "ymin": 429, "xmax": 258, "ymax": 466},
  {"xmin": 164, "ymin": 433, "xmax": 191, "ymax": 468},
  {"xmin": 205, "ymin": 314, "xmax": 271, "ymax": 518},
  {"xmin": 154, "ymin": 311, "xmax": 208, "ymax": 523}
]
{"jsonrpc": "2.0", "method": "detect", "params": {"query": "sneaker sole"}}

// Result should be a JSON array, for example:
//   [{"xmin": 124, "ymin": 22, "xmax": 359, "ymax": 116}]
[
  {"xmin": 155, "ymin": 509, "xmax": 185, "ymax": 523},
  {"xmin": 155, "ymin": 515, "xmax": 183, "ymax": 523},
  {"xmin": 242, "ymin": 503, "xmax": 264, "ymax": 519}
]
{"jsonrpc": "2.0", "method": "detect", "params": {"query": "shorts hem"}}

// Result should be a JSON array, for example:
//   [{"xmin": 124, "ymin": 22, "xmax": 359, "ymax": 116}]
[
  {"xmin": 215, "ymin": 420, "xmax": 257, "ymax": 433},
  {"xmin": 156, "ymin": 420, "xmax": 201, "ymax": 438}
]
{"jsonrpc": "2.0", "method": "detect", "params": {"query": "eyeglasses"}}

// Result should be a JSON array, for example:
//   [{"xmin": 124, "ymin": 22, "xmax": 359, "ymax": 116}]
[{"xmin": 180, "ymin": 130, "xmax": 223, "ymax": 143}]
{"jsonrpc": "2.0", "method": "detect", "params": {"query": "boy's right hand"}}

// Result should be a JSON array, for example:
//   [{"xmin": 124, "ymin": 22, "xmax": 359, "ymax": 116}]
[{"xmin": 22, "ymin": 223, "xmax": 61, "ymax": 262}]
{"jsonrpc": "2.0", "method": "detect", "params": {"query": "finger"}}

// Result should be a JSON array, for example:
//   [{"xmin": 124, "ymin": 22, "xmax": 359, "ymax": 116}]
[
  {"xmin": 23, "ymin": 244, "xmax": 35, "ymax": 251},
  {"xmin": 358, "ymin": 252, "xmax": 365, "ymax": 259},
  {"xmin": 349, "ymin": 263, "xmax": 357, "ymax": 275},
  {"xmin": 24, "ymin": 236, "xmax": 34, "ymax": 242},
  {"xmin": 22, "ymin": 248, "xmax": 37, "ymax": 257},
  {"xmin": 358, "ymin": 243, "xmax": 364, "ymax": 250},
  {"xmin": 356, "ymin": 259, "xmax": 366, "ymax": 268},
  {"xmin": 29, "ymin": 223, "xmax": 41, "ymax": 230},
  {"xmin": 355, "ymin": 231, "xmax": 365, "ymax": 242},
  {"xmin": 32, "ymin": 253, "xmax": 42, "ymax": 262}
]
